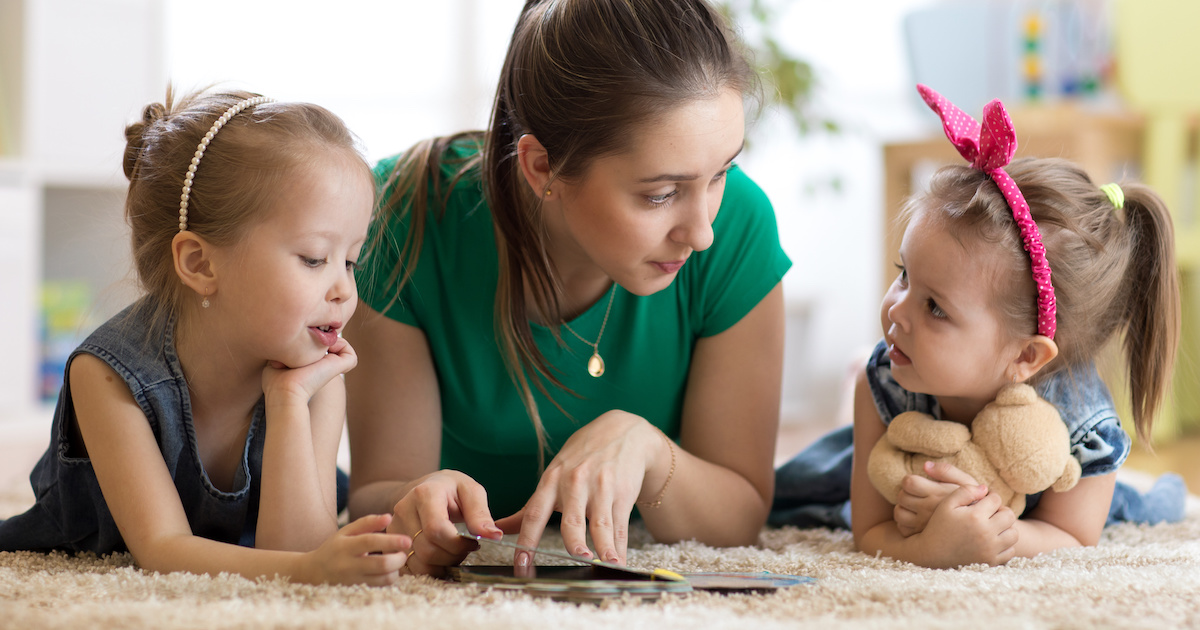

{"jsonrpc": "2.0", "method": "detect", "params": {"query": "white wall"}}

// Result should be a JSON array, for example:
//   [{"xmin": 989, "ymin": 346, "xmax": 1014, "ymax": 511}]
[
  {"xmin": 166, "ymin": 0, "xmax": 940, "ymax": 424},
  {"xmin": 1, "ymin": 0, "xmax": 165, "ymax": 417},
  {"xmin": 739, "ymin": 0, "xmax": 938, "ymax": 421},
  {"xmin": 165, "ymin": 0, "xmax": 523, "ymax": 162}
]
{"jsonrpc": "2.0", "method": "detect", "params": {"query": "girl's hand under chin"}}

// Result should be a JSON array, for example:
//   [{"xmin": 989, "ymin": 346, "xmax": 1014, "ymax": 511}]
[{"xmin": 261, "ymin": 337, "xmax": 359, "ymax": 404}]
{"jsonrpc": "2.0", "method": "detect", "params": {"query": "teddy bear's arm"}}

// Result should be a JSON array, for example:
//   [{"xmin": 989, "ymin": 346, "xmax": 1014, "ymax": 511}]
[
  {"xmin": 1051, "ymin": 457, "xmax": 1082, "ymax": 493},
  {"xmin": 867, "ymin": 436, "xmax": 906, "ymax": 504},
  {"xmin": 887, "ymin": 411, "xmax": 971, "ymax": 457}
]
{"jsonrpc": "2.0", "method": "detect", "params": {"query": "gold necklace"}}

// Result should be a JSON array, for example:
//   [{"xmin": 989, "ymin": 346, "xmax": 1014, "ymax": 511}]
[{"xmin": 561, "ymin": 283, "xmax": 616, "ymax": 377}]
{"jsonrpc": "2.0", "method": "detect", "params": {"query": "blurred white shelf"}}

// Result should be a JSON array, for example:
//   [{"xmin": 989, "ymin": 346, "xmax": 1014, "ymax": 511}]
[{"xmin": 0, "ymin": 0, "xmax": 165, "ymax": 418}]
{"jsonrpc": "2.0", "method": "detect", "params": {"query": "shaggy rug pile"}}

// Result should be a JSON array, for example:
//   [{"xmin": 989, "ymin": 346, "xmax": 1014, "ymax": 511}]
[{"xmin": 2, "ymin": 477, "xmax": 1198, "ymax": 629}]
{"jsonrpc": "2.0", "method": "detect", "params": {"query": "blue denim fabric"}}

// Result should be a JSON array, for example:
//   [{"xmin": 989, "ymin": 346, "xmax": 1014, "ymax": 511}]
[
  {"xmin": 770, "ymin": 339, "xmax": 1185, "ymax": 529},
  {"xmin": 1025, "ymin": 472, "xmax": 1187, "ymax": 526},
  {"xmin": 1104, "ymin": 473, "xmax": 1187, "ymax": 525},
  {"xmin": 0, "ymin": 300, "xmax": 269, "ymax": 553},
  {"xmin": 1036, "ymin": 366, "xmax": 1130, "ymax": 476},
  {"xmin": 769, "ymin": 425, "xmax": 854, "ymax": 529}
]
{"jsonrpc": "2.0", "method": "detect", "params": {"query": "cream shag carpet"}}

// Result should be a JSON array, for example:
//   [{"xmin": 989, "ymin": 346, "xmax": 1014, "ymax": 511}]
[{"xmin": 2, "ymin": 478, "xmax": 1198, "ymax": 630}]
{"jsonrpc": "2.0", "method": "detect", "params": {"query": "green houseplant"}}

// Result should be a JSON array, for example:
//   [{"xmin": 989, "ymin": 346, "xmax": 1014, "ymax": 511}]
[{"xmin": 719, "ymin": 0, "xmax": 836, "ymax": 136}]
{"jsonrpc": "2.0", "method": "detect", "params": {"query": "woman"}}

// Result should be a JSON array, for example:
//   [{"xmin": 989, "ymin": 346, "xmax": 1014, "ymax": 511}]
[{"xmin": 345, "ymin": 0, "xmax": 792, "ymax": 576}]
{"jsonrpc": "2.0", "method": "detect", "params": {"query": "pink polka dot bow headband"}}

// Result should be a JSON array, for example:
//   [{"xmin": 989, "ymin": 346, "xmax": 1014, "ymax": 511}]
[{"xmin": 917, "ymin": 84, "xmax": 1056, "ymax": 339}]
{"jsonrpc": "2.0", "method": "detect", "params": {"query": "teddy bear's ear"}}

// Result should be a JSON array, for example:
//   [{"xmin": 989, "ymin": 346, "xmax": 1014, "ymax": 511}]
[{"xmin": 994, "ymin": 383, "xmax": 1039, "ymax": 406}]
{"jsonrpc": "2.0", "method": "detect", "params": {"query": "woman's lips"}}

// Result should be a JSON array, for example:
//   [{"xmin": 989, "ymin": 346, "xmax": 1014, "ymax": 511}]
[
  {"xmin": 887, "ymin": 342, "xmax": 912, "ymax": 366},
  {"xmin": 651, "ymin": 259, "xmax": 686, "ymax": 274}
]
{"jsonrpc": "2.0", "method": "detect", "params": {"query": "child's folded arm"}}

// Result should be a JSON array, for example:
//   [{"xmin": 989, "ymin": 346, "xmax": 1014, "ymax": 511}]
[{"xmin": 1013, "ymin": 472, "xmax": 1117, "ymax": 554}]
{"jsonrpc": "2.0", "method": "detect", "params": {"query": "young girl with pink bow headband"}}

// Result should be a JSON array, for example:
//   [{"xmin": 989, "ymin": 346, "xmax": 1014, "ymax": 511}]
[{"xmin": 771, "ymin": 85, "xmax": 1186, "ymax": 568}]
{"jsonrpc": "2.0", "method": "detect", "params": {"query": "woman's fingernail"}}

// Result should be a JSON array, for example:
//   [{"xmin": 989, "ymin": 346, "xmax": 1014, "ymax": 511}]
[
  {"xmin": 516, "ymin": 551, "xmax": 530, "ymax": 567},
  {"xmin": 574, "ymin": 546, "xmax": 591, "ymax": 558},
  {"xmin": 605, "ymin": 552, "xmax": 620, "ymax": 563}
]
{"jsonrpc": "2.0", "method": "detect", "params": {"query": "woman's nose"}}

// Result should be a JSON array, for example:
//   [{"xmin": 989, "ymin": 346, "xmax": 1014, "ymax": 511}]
[{"xmin": 671, "ymin": 195, "xmax": 715, "ymax": 252}]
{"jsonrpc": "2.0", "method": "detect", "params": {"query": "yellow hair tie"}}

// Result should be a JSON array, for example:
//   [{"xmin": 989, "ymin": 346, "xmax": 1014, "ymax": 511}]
[{"xmin": 1100, "ymin": 182, "xmax": 1124, "ymax": 210}]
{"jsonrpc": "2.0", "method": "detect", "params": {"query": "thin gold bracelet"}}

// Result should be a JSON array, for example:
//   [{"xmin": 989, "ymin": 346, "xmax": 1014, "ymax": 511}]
[{"xmin": 637, "ymin": 431, "xmax": 676, "ymax": 509}]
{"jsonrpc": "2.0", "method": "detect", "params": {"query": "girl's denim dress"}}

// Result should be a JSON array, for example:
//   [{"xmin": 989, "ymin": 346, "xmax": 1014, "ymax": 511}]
[{"xmin": 0, "ymin": 300, "xmax": 267, "ymax": 553}]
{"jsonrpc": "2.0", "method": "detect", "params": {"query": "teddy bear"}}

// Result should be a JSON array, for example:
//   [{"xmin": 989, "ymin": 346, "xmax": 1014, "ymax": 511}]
[{"xmin": 867, "ymin": 383, "xmax": 1082, "ymax": 517}]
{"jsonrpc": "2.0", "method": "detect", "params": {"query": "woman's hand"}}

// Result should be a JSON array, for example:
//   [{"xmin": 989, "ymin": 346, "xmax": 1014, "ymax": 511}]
[
  {"xmin": 386, "ymin": 470, "xmax": 504, "ymax": 577},
  {"xmin": 911, "ymin": 485, "xmax": 1019, "ymax": 568},
  {"xmin": 298, "ymin": 514, "xmax": 411, "ymax": 586},
  {"xmin": 261, "ymin": 337, "xmax": 359, "ymax": 406},
  {"xmin": 894, "ymin": 461, "xmax": 982, "ymax": 537},
  {"xmin": 495, "ymin": 410, "xmax": 669, "ymax": 567}
]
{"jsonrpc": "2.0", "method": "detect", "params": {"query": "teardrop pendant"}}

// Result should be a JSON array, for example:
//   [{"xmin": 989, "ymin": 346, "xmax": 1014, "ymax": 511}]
[{"xmin": 587, "ymin": 351, "xmax": 605, "ymax": 377}]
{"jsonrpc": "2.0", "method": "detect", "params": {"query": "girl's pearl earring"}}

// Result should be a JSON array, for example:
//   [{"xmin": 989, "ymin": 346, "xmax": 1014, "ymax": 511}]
[{"xmin": 201, "ymin": 290, "xmax": 211, "ymax": 309}]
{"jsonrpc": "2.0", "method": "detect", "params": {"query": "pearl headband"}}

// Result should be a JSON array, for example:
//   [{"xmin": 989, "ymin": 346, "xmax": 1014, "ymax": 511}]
[
  {"xmin": 178, "ymin": 96, "xmax": 275, "ymax": 232},
  {"xmin": 917, "ymin": 84, "xmax": 1057, "ymax": 339}
]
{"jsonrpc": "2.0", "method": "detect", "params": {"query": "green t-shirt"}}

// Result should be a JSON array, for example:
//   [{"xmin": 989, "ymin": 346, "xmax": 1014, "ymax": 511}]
[{"xmin": 359, "ymin": 140, "xmax": 792, "ymax": 517}]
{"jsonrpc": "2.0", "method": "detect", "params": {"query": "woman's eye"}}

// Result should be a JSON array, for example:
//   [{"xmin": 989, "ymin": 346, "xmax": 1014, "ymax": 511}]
[
  {"xmin": 302, "ymin": 256, "xmax": 326, "ymax": 268},
  {"xmin": 646, "ymin": 190, "xmax": 678, "ymax": 206},
  {"xmin": 927, "ymin": 298, "xmax": 947, "ymax": 319},
  {"xmin": 346, "ymin": 260, "xmax": 359, "ymax": 272},
  {"xmin": 894, "ymin": 263, "xmax": 907, "ymax": 286},
  {"xmin": 712, "ymin": 166, "xmax": 731, "ymax": 183}
]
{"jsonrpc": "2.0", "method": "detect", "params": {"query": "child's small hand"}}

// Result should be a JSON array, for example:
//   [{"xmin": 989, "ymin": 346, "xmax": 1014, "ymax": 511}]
[
  {"xmin": 916, "ymin": 485, "xmax": 1018, "ymax": 568},
  {"xmin": 389, "ymin": 470, "xmax": 502, "ymax": 578},
  {"xmin": 299, "ymin": 513, "xmax": 411, "ymax": 586},
  {"xmin": 894, "ymin": 461, "xmax": 982, "ymax": 537},
  {"xmin": 261, "ymin": 337, "xmax": 359, "ymax": 404}
]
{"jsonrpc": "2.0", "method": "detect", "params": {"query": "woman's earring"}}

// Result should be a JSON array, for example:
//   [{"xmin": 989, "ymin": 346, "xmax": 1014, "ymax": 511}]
[
  {"xmin": 201, "ymin": 289, "xmax": 211, "ymax": 309},
  {"xmin": 544, "ymin": 189, "xmax": 552, "ymax": 198}
]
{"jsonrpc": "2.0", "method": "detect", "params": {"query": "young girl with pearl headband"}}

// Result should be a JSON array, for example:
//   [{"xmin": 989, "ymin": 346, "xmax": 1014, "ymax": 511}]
[
  {"xmin": 772, "ymin": 85, "xmax": 1187, "ymax": 568},
  {"xmin": 0, "ymin": 88, "xmax": 412, "ymax": 585}
]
